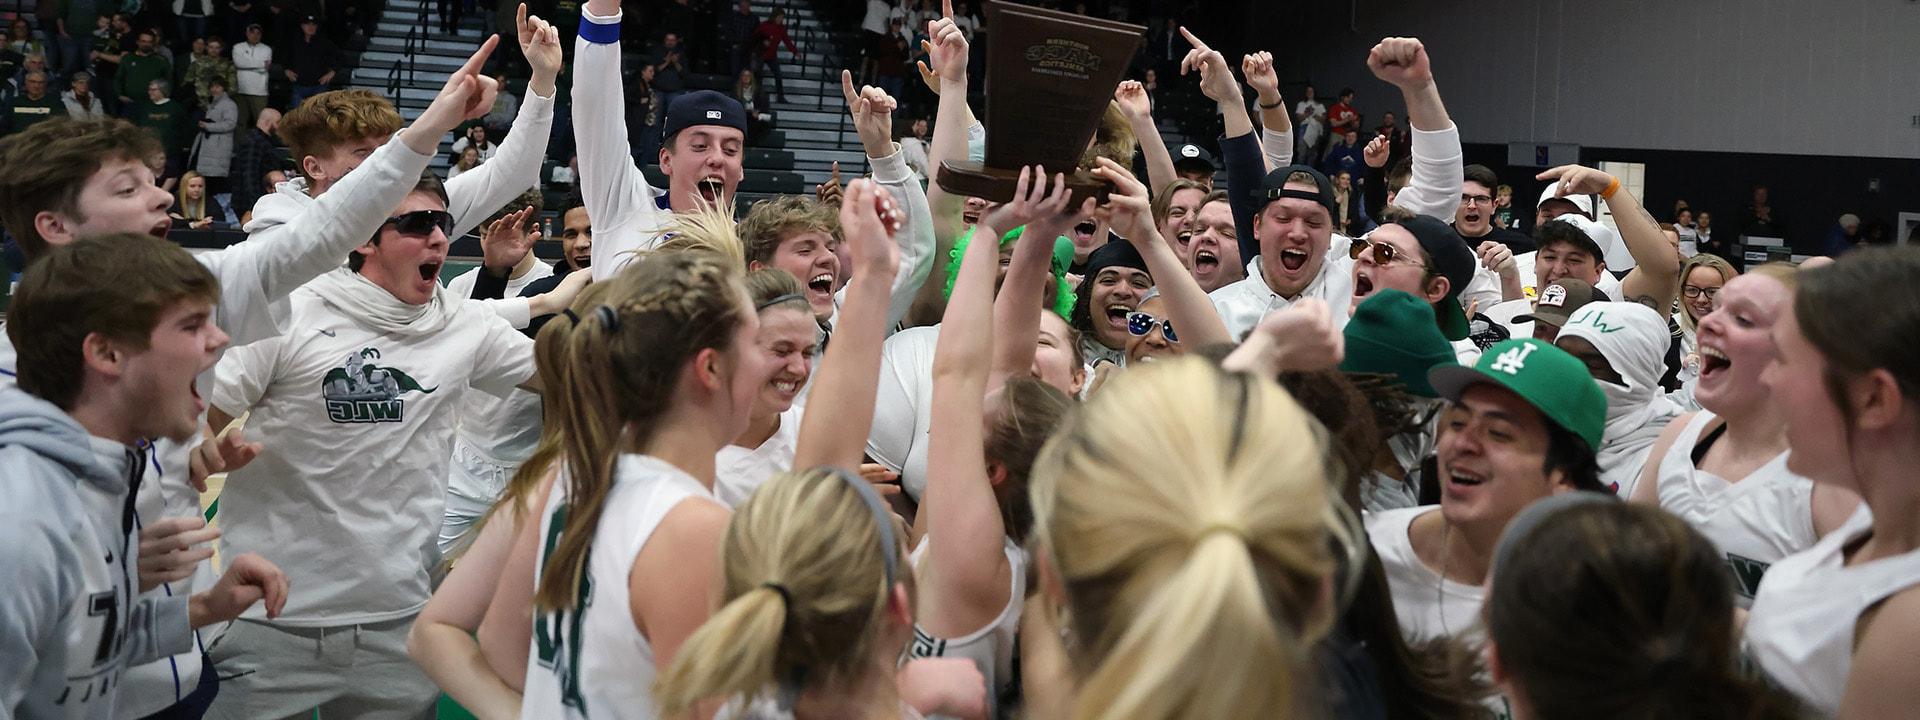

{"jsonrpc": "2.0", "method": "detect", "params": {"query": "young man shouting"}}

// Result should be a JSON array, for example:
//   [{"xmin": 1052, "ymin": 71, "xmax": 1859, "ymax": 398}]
[{"xmin": 0, "ymin": 234, "xmax": 287, "ymax": 720}]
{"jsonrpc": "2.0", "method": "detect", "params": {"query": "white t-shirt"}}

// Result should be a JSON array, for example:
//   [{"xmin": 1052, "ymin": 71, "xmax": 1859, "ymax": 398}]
[
  {"xmin": 714, "ymin": 405, "xmax": 803, "ymax": 508},
  {"xmin": 1653, "ymin": 412, "xmax": 1817, "ymax": 607},
  {"xmin": 867, "ymin": 324, "xmax": 941, "ymax": 501},
  {"xmin": 1365, "ymin": 506, "xmax": 1485, "ymax": 645},
  {"xmin": 861, "ymin": 0, "xmax": 891, "ymax": 33},
  {"xmin": 211, "ymin": 281, "xmax": 535, "ymax": 626},
  {"xmin": 521, "ymin": 456, "xmax": 722, "ymax": 720},
  {"xmin": 446, "ymin": 261, "xmax": 555, "ymax": 472}
]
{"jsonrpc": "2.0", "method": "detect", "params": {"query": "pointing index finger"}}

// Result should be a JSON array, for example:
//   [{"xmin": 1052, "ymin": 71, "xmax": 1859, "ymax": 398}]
[
  {"xmin": 1178, "ymin": 26, "xmax": 1205, "ymax": 50},
  {"xmin": 457, "ymin": 35, "xmax": 500, "ymax": 79},
  {"xmin": 840, "ymin": 69, "xmax": 860, "ymax": 107}
]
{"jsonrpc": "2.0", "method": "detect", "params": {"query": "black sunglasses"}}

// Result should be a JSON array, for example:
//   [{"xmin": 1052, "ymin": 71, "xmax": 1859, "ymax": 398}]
[
  {"xmin": 1127, "ymin": 311, "xmax": 1177, "ymax": 342},
  {"xmin": 384, "ymin": 209, "xmax": 454, "ymax": 237}
]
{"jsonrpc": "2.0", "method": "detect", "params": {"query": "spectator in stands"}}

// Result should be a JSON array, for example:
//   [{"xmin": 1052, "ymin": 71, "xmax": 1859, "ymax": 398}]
[
  {"xmin": 728, "ymin": 0, "xmax": 758, "ymax": 75},
  {"xmin": 1823, "ymin": 213, "xmax": 1861, "ymax": 257},
  {"xmin": 1294, "ymin": 83, "xmax": 1325, "ymax": 162},
  {"xmin": 483, "ymin": 71, "xmax": 517, "ymax": 138},
  {"xmin": 285, "ymin": 15, "xmax": 337, "ymax": 108},
  {"xmin": 734, "ymin": 68, "xmax": 772, "ymax": 144},
  {"xmin": 231, "ymin": 23, "xmax": 269, "ymax": 123},
  {"xmin": 1331, "ymin": 169, "xmax": 1371, "ymax": 236},
  {"xmin": 1377, "ymin": 110, "xmax": 1410, "ymax": 162},
  {"xmin": 899, "ymin": 115, "xmax": 929, "ymax": 178},
  {"xmin": 438, "ymin": 0, "xmax": 465, "ymax": 34},
  {"xmin": 1148, "ymin": 17, "xmax": 1180, "ymax": 75},
  {"xmin": 650, "ymin": 31, "xmax": 687, "ymax": 111},
  {"xmin": 752, "ymin": 7, "xmax": 800, "ymax": 102},
  {"xmin": 1456, "ymin": 164, "xmax": 1534, "ymax": 253},
  {"xmin": 111, "ymin": 30, "xmax": 168, "ymax": 113},
  {"xmin": 30, "ymin": 1, "xmax": 66, "ymax": 75},
  {"xmin": 134, "ymin": 78, "xmax": 189, "ymax": 178},
  {"xmin": 873, "ymin": 34, "xmax": 907, "ymax": 102},
  {"xmin": 227, "ymin": 105, "xmax": 285, "ymax": 217},
  {"xmin": 170, "ymin": 170, "xmax": 236, "ymax": 227},
  {"xmin": 222, "ymin": 0, "xmax": 267, "ymax": 44},
  {"xmin": 451, "ymin": 124, "xmax": 497, "ymax": 161},
  {"xmin": 61, "ymin": 70, "xmax": 106, "ymax": 119},
  {"xmin": 1675, "ymin": 207, "xmax": 1699, "ymax": 256},
  {"xmin": 8, "ymin": 52, "xmax": 49, "ymax": 96},
  {"xmin": 176, "ymin": 37, "xmax": 207, "ymax": 84},
  {"xmin": 1327, "ymin": 86, "xmax": 1358, "ymax": 137},
  {"xmin": 7, "ymin": 19, "xmax": 47, "ymax": 61},
  {"xmin": 175, "ymin": 0, "xmax": 214, "ymax": 51},
  {"xmin": 184, "ymin": 35, "xmax": 236, "ymax": 108},
  {"xmin": 448, "ymin": 144, "xmax": 481, "ymax": 179},
  {"xmin": 1742, "ymin": 184, "xmax": 1781, "ymax": 239},
  {"xmin": 626, "ymin": 62, "xmax": 659, "ymax": 164},
  {"xmin": 1321, "ymin": 129, "xmax": 1363, "ymax": 177},
  {"xmin": 88, "ymin": 14, "xmax": 128, "ymax": 107},
  {"xmin": 1695, "ymin": 211, "xmax": 1725, "ymax": 260},
  {"xmin": 194, "ymin": 76, "xmax": 237, "ymax": 190},
  {"xmin": 860, "ymin": 0, "xmax": 892, "ymax": 82},
  {"xmin": 2, "ymin": 71, "xmax": 64, "ymax": 135},
  {"xmin": 1493, "ymin": 182, "xmax": 1518, "ymax": 229}
]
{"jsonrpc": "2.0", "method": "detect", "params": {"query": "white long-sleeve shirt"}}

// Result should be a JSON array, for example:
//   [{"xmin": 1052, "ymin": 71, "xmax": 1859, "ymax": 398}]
[
  {"xmin": 577, "ymin": 9, "xmax": 676, "ymax": 282},
  {"xmin": 232, "ymin": 41, "xmax": 272, "ymax": 96}
]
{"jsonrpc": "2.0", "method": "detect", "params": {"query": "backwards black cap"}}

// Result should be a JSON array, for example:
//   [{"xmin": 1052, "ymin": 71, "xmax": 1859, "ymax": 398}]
[
  {"xmin": 662, "ymin": 90, "xmax": 749, "ymax": 141},
  {"xmin": 1256, "ymin": 164, "xmax": 1338, "ymax": 220}
]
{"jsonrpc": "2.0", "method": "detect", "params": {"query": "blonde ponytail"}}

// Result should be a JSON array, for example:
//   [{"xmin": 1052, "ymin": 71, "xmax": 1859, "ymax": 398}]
[
  {"xmin": 1032, "ymin": 357, "xmax": 1347, "ymax": 720},
  {"xmin": 655, "ymin": 468, "xmax": 907, "ymax": 714}
]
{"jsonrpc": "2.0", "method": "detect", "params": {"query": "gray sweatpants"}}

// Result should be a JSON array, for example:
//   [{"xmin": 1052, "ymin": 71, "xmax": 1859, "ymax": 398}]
[{"xmin": 204, "ymin": 615, "xmax": 437, "ymax": 720}]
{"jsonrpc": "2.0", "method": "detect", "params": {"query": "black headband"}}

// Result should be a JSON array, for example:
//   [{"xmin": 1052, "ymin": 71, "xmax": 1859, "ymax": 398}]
[{"xmin": 756, "ymin": 292, "xmax": 806, "ymax": 312}]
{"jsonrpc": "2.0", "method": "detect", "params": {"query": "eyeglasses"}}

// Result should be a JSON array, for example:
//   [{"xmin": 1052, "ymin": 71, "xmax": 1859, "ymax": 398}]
[
  {"xmin": 1126, "ymin": 311, "xmax": 1177, "ymax": 343},
  {"xmin": 1681, "ymin": 285, "xmax": 1721, "ymax": 300},
  {"xmin": 1461, "ymin": 194, "xmax": 1494, "ymax": 207},
  {"xmin": 1347, "ymin": 239, "xmax": 1428, "ymax": 269},
  {"xmin": 384, "ymin": 209, "xmax": 454, "ymax": 237}
]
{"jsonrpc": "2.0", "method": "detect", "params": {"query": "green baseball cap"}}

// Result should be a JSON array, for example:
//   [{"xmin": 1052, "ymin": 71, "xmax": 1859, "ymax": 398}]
[
  {"xmin": 1340, "ymin": 289, "xmax": 1459, "ymax": 398},
  {"xmin": 1428, "ymin": 338, "xmax": 1607, "ymax": 449}
]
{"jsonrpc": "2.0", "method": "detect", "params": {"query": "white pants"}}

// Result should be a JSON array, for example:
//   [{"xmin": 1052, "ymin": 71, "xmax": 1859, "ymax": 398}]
[
  {"xmin": 439, "ymin": 437, "xmax": 518, "ymax": 554},
  {"xmin": 204, "ymin": 616, "xmax": 436, "ymax": 720}
]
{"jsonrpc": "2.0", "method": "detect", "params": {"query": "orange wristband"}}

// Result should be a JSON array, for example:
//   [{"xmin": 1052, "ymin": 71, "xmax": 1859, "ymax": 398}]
[{"xmin": 1601, "ymin": 176, "xmax": 1621, "ymax": 200}]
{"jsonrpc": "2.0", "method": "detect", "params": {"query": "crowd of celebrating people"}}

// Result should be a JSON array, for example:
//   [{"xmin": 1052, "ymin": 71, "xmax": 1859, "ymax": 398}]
[{"xmin": 2, "ymin": 1, "xmax": 1917, "ymax": 719}]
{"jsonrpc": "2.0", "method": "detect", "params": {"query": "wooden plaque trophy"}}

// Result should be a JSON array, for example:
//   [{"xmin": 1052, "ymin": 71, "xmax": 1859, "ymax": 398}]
[{"xmin": 933, "ymin": 1, "xmax": 1146, "ymax": 205}]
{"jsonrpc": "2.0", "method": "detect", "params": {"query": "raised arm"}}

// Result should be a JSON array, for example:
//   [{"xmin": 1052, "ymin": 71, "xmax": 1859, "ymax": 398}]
[
  {"xmin": 1539, "ymin": 164, "xmax": 1681, "ymax": 313},
  {"xmin": 1114, "ymin": 80, "xmax": 1176, "ymax": 198},
  {"xmin": 580, "ymin": 0, "xmax": 657, "ymax": 279},
  {"xmin": 1094, "ymin": 157, "xmax": 1229, "ymax": 348},
  {"xmin": 840, "ymin": 71, "xmax": 933, "ymax": 331},
  {"xmin": 1244, "ymin": 51, "xmax": 1292, "ymax": 172},
  {"xmin": 1368, "ymin": 37, "xmax": 1461, "ymax": 221},
  {"xmin": 794, "ymin": 180, "xmax": 902, "ymax": 470},
  {"xmin": 444, "ymin": 5, "xmax": 560, "ymax": 238},
  {"xmin": 918, "ymin": 168, "xmax": 1052, "ymax": 637},
  {"xmin": 989, "ymin": 172, "xmax": 1087, "ymax": 385},
  {"xmin": 907, "ymin": 7, "xmax": 975, "ymax": 325},
  {"xmin": 1181, "ymin": 27, "xmax": 1251, "ymax": 140}
]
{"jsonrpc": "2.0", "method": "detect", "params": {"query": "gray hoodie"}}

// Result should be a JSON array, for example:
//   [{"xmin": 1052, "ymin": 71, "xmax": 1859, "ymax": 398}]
[{"xmin": 0, "ymin": 388, "xmax": 193, "ymax": 719}]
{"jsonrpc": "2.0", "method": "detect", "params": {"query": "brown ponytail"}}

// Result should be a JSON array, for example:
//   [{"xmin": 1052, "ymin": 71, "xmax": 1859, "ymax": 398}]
[{"xmin": 533, "ymin": 250, "xmax": 750, "ymax": 612}]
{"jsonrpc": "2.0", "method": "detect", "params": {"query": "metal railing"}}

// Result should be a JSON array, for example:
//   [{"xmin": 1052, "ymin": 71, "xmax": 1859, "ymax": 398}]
[{"xmin": 384, "ymin": 0, "xmax": 432, "ymax": 95}]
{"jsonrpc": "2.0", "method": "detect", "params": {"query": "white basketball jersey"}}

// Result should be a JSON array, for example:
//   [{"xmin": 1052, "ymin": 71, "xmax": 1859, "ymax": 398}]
[
  {"xmin": 1653, "ymin": 412, "xmax": 1817, "ymax": 607},
  {"xmin": 905, "ymin": 536, "xmax": 1026, "ymax": 718},
  {"xmin": 520, "ymin": 455, "xmax": 721, "ymax": 720},
  {"xmin": 1745, "ymin": 506, "xmax": 1920, "ymax": 716}
]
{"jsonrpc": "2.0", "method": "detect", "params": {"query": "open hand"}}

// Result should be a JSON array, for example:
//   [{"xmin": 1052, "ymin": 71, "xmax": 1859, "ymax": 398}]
[
  {"xmin": 481, "ymin": 206, "xmax": 540, "ymax": 274},
  {"xmin": 137, "ymin": 517, "xmax": 220, "ymax": 592},
  {"xmin": 981, "ymin": 166, "xmax": 1076, "ymax": 235},
  {"xmin": 1089, "ymin": 157, "xmax": 1154, "ymax": 243},
  {"xmin": 1179, "ymin": 27, "xmax": 1240, "ymax": 106},
  {"xmin": 1366, "ymin": 36, "xmax": 1433, "ymax": 90}
]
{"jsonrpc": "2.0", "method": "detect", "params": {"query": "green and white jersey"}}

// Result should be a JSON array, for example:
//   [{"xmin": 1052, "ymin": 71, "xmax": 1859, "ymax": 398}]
[
  {"xmin": 522, "ymin": 455, "xmax": 720, "ymax": 720},
  {"xmin": 1653, "ymin": 412, "xmax": 1817, "ymax": 608}
]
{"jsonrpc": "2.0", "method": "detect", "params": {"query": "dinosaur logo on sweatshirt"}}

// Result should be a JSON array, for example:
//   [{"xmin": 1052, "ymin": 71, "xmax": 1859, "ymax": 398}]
[{"xmin": 321, "ymin": 348, "xmax": 437, "ymax": 423}]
